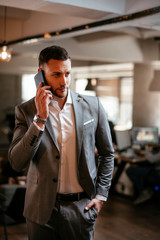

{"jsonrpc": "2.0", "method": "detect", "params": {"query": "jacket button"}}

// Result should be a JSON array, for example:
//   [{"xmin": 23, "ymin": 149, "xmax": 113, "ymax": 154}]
[
  {"xmin": 56, "ymin": 155, "xmax": 60, "ymax": 159},
  {"xmin": 53, "ymin": 178, "xmax": 58, "ymax": 183}
]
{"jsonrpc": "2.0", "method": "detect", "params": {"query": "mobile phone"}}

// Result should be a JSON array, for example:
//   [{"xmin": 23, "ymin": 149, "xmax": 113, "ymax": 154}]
[
  {"xmin": 34, "ymin": 70, "xmax": 54, "ymax": 94},
  {"xmin": 34, "ymin": 70, "xmax": 47, "ymax": 88}
]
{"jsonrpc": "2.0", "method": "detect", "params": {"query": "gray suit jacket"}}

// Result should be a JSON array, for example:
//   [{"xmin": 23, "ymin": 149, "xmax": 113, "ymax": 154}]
[{"xmin": 8, "ymin": 91, "xmax": 114, "ymax": 225}]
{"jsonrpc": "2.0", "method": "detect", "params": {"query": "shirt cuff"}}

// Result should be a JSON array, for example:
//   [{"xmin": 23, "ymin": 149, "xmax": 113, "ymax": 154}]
[
  {"xmin": 96, "ymin": 194, "xmax": 107, "ymax": 202},
  {"xmin": 33, "ymin": 121, "xmax": 45, "ymax": 131}
]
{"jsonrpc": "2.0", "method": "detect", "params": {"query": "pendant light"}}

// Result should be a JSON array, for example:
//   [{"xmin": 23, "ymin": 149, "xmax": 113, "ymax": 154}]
[{"xmin": 0, "ymin": 7, "xmax": 11, "ymax": 62}]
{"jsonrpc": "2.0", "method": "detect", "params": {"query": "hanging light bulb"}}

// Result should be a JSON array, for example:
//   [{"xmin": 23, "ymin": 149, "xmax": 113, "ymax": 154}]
[
  {"xmin": 0, "ymin": 44, "xmax": 11, "ymax": 62},
  {"xmin": 0, "ymin": 7, "xmax": 12, "ymax": 62}
]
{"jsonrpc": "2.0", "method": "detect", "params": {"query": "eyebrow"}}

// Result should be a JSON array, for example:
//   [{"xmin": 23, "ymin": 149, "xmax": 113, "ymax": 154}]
[
  {"xmin": 51, "ymin": 71, "xmax": 61, "ymax": 74},
  {"xmin": 51, "ymin": 70, "xmax": 71, "ymax": 74}
]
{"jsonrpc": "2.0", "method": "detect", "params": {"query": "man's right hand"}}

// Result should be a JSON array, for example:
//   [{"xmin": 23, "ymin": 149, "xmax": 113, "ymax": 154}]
[{"xmin": 35, "ymin": 82, "xmax": 53, "ymax": 121}]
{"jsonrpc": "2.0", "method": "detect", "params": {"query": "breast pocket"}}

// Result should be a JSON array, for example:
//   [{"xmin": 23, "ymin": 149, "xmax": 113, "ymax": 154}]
[{"xmin": 83, "ymin": 119, "xmax": 95, "ymax": 132}]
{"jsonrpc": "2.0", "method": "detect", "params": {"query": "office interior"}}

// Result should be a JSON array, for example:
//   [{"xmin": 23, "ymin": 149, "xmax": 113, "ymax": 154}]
[{"xmin": 0, "ymin": 1, "xmax": 160, "ymax": 239}]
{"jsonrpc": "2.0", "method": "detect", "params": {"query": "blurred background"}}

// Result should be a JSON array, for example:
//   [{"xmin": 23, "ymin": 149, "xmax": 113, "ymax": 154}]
[{"xmin": 0, "ymin": 1, "xmax": 160, "ymax": 239}]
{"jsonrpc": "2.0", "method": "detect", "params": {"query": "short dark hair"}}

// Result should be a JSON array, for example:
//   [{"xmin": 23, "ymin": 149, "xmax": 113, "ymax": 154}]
[{"xmin": 39, "ymin": 45, "xmax": 70, "ymax": 67}]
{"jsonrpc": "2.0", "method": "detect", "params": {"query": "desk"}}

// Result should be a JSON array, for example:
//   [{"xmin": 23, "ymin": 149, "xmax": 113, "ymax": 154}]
[{"xmin": 111, "ymin": 152, "xmax": 147, "ymax": 191}]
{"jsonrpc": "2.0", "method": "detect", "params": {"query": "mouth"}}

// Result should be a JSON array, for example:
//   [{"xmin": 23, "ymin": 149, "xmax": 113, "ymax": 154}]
[
  {"xmin": 58, "ymin": 87, "xmax": 66, "ymax": 92},
  {"xmin": 53, "ymin": 87, "xmax": 68, "ymax": 98}
]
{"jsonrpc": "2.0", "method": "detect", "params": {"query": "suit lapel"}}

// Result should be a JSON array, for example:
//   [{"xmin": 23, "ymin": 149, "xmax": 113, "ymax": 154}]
[
  {"xmin": 71, "ymin": 91, "xmax": 84, "ymax": 161},
  {"xmin": 45, "ymin": 116, "xmax": 60, "ymax": 153}
]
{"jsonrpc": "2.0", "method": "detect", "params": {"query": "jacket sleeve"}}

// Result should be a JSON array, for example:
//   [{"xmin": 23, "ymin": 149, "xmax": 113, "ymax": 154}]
[
  {"xmin": 8, "ymin": 105, "xmax": 43, "ymax": 172},
  {"xmin": 95, "ymin": 98, "xmax": 114, "ymax": 198}
]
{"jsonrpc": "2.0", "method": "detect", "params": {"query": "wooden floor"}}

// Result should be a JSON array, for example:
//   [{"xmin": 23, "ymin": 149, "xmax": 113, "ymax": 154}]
[
  {"xmin": 94, "ymin": 193, "xmax": 160, "ymax": 240},
  {"xmin": 0, "ymin": 193, "xmax": 160, "ymax": 240}
]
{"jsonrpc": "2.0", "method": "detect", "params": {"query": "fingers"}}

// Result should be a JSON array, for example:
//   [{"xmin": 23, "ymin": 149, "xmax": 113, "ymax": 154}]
[
  {"xmin": 37, "ymin": 83, "xmax": 52, "ymax": 97},
  {"xmin": 35, "ymin": 83, "xmax": 53, "ymax": 119},
  {"xmin": 36, "ymin": 83, "xmax": 52, "ymax": 101},
  {"xmin": 37, "ymin": 89, "xmax": 52, "ymax": 101},
  {"xmin": 85, "ymin": 200, "xmax": 94, "ymax": 211},
  {"xmin": 37, "ymin": 82, "xmax": 51, "ymax": 90},
  {"xmin": 85, "ymin": 198, "xmax": 104, "ymax": 213}
]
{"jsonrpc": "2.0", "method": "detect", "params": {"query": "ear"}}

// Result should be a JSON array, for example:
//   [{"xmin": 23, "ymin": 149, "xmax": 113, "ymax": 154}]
[{"xmin": 38, "ymin": 68, "xmax": 42, "ymax": 72}]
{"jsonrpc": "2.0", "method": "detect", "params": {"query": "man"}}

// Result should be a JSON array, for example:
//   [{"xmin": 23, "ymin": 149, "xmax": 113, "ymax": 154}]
[{"xmin": 8, "ymin": 45, "xmax": 114, "ymax": 240}]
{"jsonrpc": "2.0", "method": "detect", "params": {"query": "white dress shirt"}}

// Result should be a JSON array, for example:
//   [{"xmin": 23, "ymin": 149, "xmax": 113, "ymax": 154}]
[{"xmin": 49, "ymin": 90, "xmax": 83, "ymax": 193}]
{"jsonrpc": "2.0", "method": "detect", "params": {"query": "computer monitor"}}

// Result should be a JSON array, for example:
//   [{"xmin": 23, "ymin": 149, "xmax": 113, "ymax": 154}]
[
  {"xmin": 115, "ymin": 129, "xmax": 132, "ymax": 152},
  {"xmin": 132, "ymin": 126, "xmax": 159, "ymax": 147}
]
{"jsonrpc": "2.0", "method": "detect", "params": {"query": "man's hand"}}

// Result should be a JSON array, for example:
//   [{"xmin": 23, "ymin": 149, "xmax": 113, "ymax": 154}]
[
  {"xmin": 85, "ymin": 198, "xmax": 104, "ymax": 213},
  {"xmin": 35, "ymin": 82, "xmax": 53, "ymax": 120}
]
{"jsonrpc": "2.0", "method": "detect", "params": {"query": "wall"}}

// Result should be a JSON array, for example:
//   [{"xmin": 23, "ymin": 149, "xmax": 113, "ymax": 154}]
[
  {"xmin": 0, "ymin": 73, "xmax": 21, "ymax": 122},
  {"xmin": 0, "ymin": 73, "xmax": 21, "ymax": 145},
  {"xmin": 133, "ymin": 63, "xmax": 160, "ymax": 131}
]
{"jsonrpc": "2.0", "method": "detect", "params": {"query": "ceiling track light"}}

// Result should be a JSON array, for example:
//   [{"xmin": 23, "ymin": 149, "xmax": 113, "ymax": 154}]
[
  {"xmin": 0, "ymin": 6, "xmax": 160, "ymax": 48},
  {"xmin": 0, "ymin": 7, "xmax": 12, "ymax": 62}
]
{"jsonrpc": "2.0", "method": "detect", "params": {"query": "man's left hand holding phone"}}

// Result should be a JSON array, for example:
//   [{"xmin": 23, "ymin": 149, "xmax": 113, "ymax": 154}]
[{"xmin": 33, "ymin": 70, "xmax": 53, "ymax": 130}]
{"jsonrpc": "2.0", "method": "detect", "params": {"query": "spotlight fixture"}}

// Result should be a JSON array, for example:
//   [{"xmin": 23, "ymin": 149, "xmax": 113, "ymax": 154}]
[
  {"xmin": 1, "ymin": 6, "xmax": 160, "ymax": 48},
  {"xmin": 149, "ymin": 70, "xmax": 160, "ymax": 91},
  {"xmin": 85, "ymin": 78, "xmax": 97, "ymax": 91},
  {"xmin": 0, "ymin": 7, "xmax": 12, "ymax": 62},
  {"xmin": 44, "ymin": 33, "xmax": 51, "ymax": 38}
]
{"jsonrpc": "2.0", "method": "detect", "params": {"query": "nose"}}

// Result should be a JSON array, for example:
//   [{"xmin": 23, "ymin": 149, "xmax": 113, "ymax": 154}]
[{"xmin": 60, "ymin": 75, "xmax": 67, "ymax": 86}]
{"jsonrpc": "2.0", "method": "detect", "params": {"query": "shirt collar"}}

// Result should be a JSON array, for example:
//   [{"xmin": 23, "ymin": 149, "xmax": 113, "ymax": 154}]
[
  {"xmin": 50, "ymin": 89, "xmax": 72, "ymax": 109},
  {"xmin": 66, "ymin": 89, "xmax": 72, "ymax": 104}
]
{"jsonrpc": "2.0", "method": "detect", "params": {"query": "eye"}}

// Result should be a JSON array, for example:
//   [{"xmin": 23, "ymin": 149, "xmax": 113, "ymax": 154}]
[
  {"xmin": 53, "ymin": 72, "xmax": 61, "ymax": 77},
  {"xmin": 66, "ymin": 72, "xmax": 70, "ymax": 77}
]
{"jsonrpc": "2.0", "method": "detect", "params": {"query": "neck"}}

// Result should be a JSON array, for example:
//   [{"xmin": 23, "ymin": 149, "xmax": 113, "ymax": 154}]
[{"xmin": 53, "ymin": 94, "xmax": 68, "ymax": 110}]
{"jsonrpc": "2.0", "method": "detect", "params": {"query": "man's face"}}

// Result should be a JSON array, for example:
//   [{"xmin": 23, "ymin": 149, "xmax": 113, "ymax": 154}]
[{"xmin": 42, "ymin": 58, "xmax": 71, "ymax": 99}]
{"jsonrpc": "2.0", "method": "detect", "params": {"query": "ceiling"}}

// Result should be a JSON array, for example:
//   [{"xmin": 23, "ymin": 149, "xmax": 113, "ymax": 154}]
[{"xmin": 0, "ymin": 0, "xmax": 160, "ymax": 74}]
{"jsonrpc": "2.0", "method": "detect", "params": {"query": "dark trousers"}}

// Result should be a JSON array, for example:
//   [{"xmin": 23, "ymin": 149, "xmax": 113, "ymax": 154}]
[{"xmin": 26, "ymin": 198, "xmax": 97, "ymax": 240}]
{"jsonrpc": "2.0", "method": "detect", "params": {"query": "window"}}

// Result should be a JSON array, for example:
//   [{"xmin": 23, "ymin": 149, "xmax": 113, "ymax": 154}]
[
  {"xmin": 22, "ymin": 74, "xmax": 36, "ymax": 102},
  {"xmin": 118, "ymin": 77, "xmax": 133, "ymax": 129}
]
